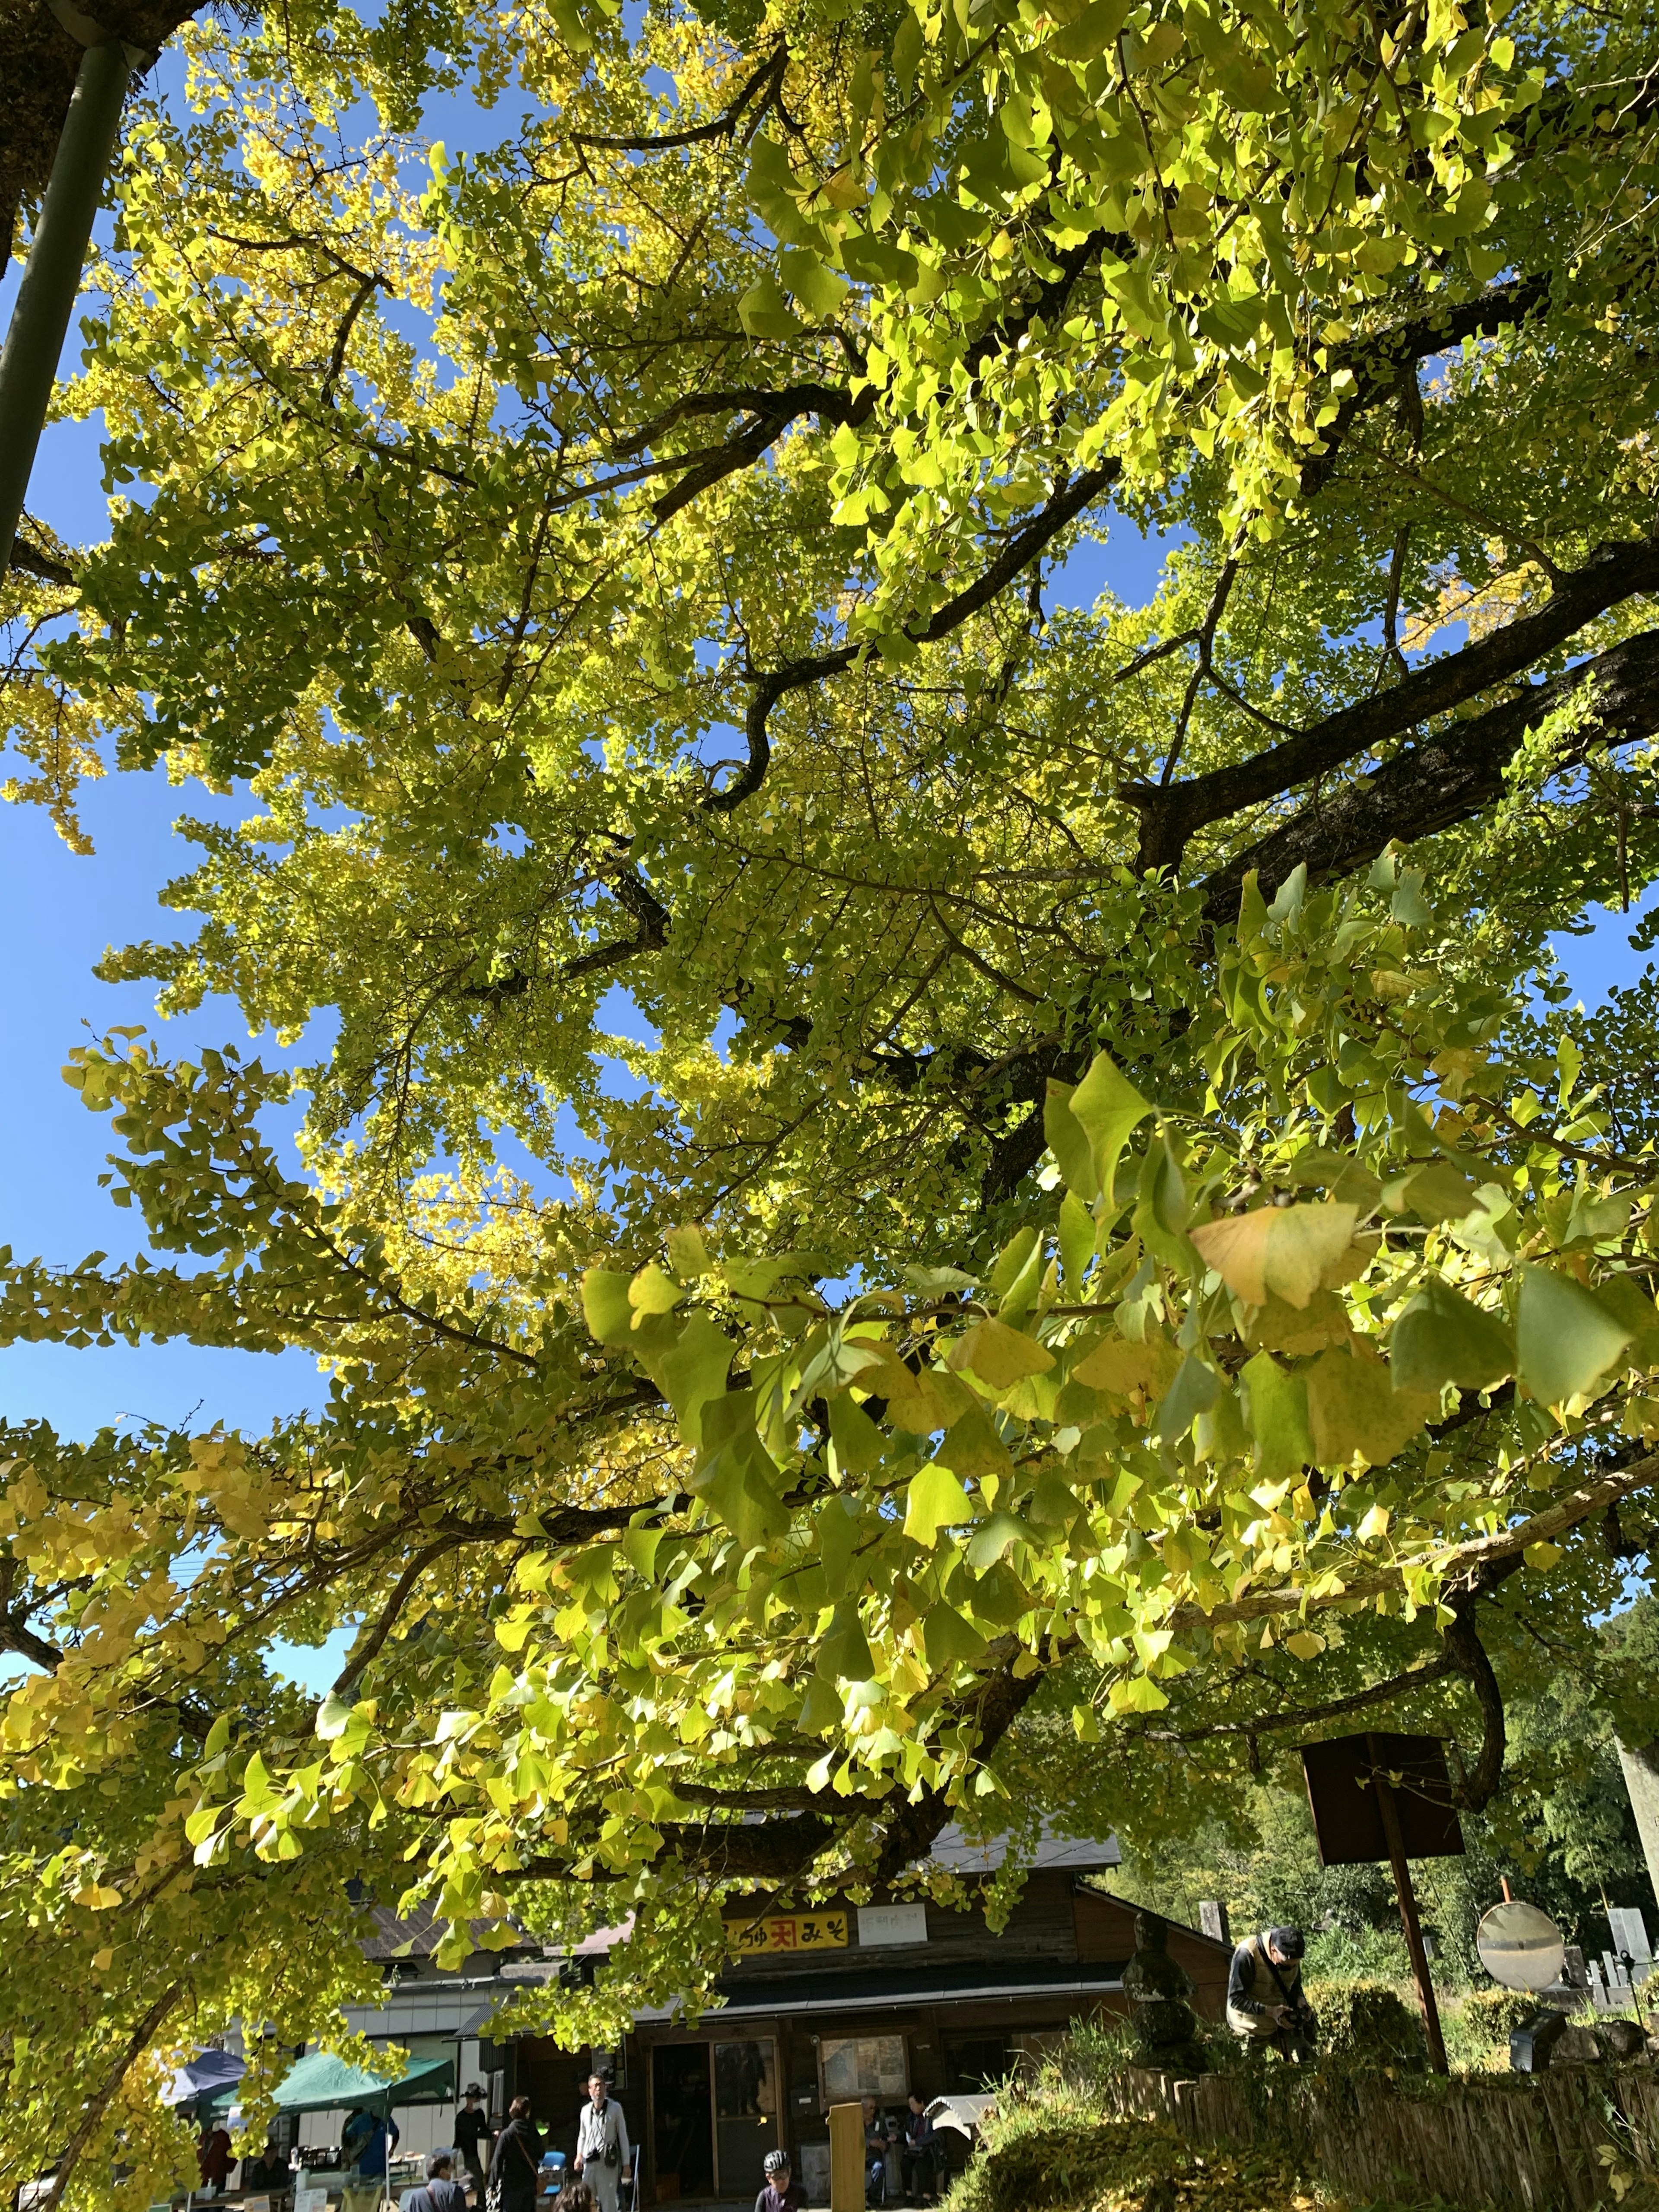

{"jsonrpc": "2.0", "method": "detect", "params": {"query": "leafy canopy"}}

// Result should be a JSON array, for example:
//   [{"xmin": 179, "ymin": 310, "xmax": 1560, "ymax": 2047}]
[{"xmin": 2, "ymin": 0, "xmax": 1659, "ymax": 2196}]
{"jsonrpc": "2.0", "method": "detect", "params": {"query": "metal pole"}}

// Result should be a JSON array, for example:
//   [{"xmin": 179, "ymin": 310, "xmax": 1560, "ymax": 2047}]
[
  {"xmin": 1369, "ymin": 1735, "xmax": 1448, "ymax": 2075},
  {"xmin": 0, "ymin": 35, "xmax": 133, "ymax": 572}
]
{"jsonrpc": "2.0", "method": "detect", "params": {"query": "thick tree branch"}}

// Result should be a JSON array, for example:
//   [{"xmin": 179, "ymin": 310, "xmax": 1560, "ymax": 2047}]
[
  {"xmin": 1170, "ymin": 1452, "xmax": 1659, "ymax": 1634},
  {"xmin": 1198, "ymin": 624, "xmax": 1659, "ymax": 920},
  {"xmin": 571, "ymin": 47, "xmax": 785, "ymax": 153},
  {"xmin": 612, "ymin": 380, "xmax": 871, "ymax": 464},
  {"xmin": 8, "ymin": 535, "xmax": 75, "ymax": 586},
  {"xmin": 331, "ymin": 1536, "xmax": 462, "ymax": 1699},
  {"xmin": 1128, "ymin": 1652, "xmax": 1460, "ymax": 1746},
  {"xmin": 1128, "ymin": 533, "xmax": 1659, "ymax": 872},
  {"xmin": 0, "ymin": 1614, "xmax": 64, "ymax": 1673},
  {"xmin": 1443, "ymin": 1600, "xmax": 1507, "ymax": 1812},
  {"xmin": 37, "ymin": 1983, "xmax": 182, "ymax": 2212},
  {"xmin": 1300, "ymin": 273, "xmax": 1552, "ymax": 499}
]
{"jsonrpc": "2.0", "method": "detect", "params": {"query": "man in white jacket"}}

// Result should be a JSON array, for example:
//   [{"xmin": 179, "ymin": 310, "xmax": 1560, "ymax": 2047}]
[{"xmin": 574, "ymin": 2074, "xmax": 632, "ymax": 2212}]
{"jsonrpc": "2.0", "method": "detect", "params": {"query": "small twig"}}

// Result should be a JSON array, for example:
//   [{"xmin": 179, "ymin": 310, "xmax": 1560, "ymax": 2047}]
[{"xmin": 1159, "ymin": 555, "xmax": 1239, "ymax": 788}]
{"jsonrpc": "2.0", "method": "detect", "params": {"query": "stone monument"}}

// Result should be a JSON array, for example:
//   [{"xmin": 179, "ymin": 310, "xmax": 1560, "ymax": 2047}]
[{"xmin": 1121, "ymin": 1910, "xmax": 1208, "ymax": 2076}]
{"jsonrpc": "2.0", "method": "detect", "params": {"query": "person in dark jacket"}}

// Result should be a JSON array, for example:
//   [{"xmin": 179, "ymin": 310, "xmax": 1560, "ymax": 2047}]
[
  {"xmin": 900, "ymin": 2093, "xmax": 937, "ymax": 2206},
  {"xmin": 1227, "ymin": 1925, "xmax": 1319, "ymax": 2057},
  {"xmin": 454, "ymin": 2086, "xmax": 491, "ymax": 2203},
  {"xmin": 488, "ymin": 2095, "xmax": 543, "ymax": 2212},
  {"xmin": 241, "ymin": 2142, "xmax": 291, "ymax": 2191},
  {"xmin": 753, "ymin": 2146, "xmax": 800, "ymax": 2212}
]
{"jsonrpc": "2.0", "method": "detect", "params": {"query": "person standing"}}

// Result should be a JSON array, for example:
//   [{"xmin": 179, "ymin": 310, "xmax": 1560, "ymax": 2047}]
[
  {"xmin": 1226, "ymin": 1924, "xmax": 1319, "ymax": 2058},
  {"xmin": 454, "ymin": 2085, "xmax": 492, "ymax": 2204},
  {"xmin": 572, "ymin": 2074, "xmax": 631, "ymax": 2212},
  {"xmin": 197, "ymin": 2122, "xmax": 235, "ymax": 2195},
  {"xmin": 488, "ymin": 2094, "xmax": 543, "ymax": 2212},
  {"xmin": 353, "ymin": 2110, "xmax": 401, "ymax": 2183}
]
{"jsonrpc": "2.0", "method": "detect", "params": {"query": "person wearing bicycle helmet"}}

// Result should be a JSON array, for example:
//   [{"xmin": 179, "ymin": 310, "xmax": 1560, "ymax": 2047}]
[{"xmin": 754, "ymin": 2146, "xmax": 800, "ymax": 2212}]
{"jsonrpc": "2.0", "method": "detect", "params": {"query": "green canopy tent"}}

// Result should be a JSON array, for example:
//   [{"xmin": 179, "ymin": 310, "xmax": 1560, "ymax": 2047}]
[
  {"xmin": 208, "ymin": 2049, "xmax": 456, "ymax": 2118},
  {"xmin": 206, "ymin": 2049, "xmax": 457, "ymax": 2205}
]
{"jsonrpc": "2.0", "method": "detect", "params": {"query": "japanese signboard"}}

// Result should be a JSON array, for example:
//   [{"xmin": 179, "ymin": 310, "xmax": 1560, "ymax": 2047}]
[{"xmin": 725, "ymin": 1910, "xmax": 849, "ymax": 1955}]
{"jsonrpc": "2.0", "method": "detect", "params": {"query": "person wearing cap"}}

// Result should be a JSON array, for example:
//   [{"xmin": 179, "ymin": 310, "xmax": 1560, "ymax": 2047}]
[
  {"xmin": 1226, "ymin": 1925, "xmax": 1319, "ymax": 2057},
  {"xmin": 455, "ymin": 2085, "xmax": 491, "ymax": 2203},
  {"xmin": 754, "ymin": 2147, "xmax": 800, "ymax": 2212}
]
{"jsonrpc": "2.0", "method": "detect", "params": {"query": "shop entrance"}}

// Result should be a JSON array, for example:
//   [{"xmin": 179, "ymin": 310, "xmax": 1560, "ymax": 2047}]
[
  {"xmin": 651, "ymin": 2046, "xmax": 714, "ymax": 2202},
  {"xmin": 650, "ymin": 2038, "xmax": 778, "ymax": 2201},
  {"xmin": 713, "ymin": 2039, "xmax": 777, "ymax": 2199}
]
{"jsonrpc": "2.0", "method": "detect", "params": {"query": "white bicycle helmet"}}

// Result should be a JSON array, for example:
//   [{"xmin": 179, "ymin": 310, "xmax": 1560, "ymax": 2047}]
[{"xmin": 763, "ymin": 2149, "xmax": 791, "ymax": 2178}]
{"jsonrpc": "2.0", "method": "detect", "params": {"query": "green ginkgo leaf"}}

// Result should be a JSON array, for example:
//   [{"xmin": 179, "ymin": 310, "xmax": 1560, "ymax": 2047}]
[
  {"xmin": 1389, "ymin": 1278, "xmax": 1514, "ymax": 1394},
  {"xmin": 923, "ymin": 1605, "xmax": 988, "ymax": 1669},
  {"xmin": 1242, "ymin": 1351, "xmax": 1314, "ymax": 1481},
  {"xmin": 582, "ymin": 1268, "xmax": 633, "ymax": 1346},
  {"xmin": 965, "ymin": 1510, "xmax": 1036, "ymax": 1569},
  {"xmin": 1517, "ymin": 1267, "xmax": 1632, "ymax": 1407},
  {"xmin": 904, "ymin": 1460, "xmax": 973, "ymax": 1546},
  {"xmin": 737, "ymin": 275, "xmax": 804, "ymax": 339},
  {"xmin": 1068, "ymin": 1051, "xmax": 1154, "ymax": 1205}
]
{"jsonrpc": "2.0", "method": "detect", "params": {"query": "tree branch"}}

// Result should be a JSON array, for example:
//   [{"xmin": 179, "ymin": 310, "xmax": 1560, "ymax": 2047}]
[
  {"xmin": 1170, "ymin": 1452, "xmax": 1659, "ymax": 1634},
  {"xmin": 1128, "ymin": 1652, "xmax": 1459, "ymax": 1746},
  {"xmin": 7, "ymin": 536, "xmax": 75, "ymax": 587},
  {"xmin": 1198, "ymin": 623, "xmax": 1659, "ymax": 920},
  {"xmin": 1300, "ymin": 273, "xmax": 1552, "ymax": 500},
  {"xmin": 1127, "ymin": 532, "xmax": 1659, "ymax": 873},
  {"xmin": 37, "ymin": 1983, "xmax": 182, "ymax": 2212},
  {"xmin": 571, "ymin": 47, "xmax": 785, "ymax": 153},
  {"xmin": 705, "ymin": 463, "xmax": 1118, "ymax": 813},
  {"xmin": 331, "ymin": 1536, "xmax": 462, "ymax": 1699},
  {"xmin": 1443, "ymin": 1598, "xmax": 1508, "ymax": 1812}
]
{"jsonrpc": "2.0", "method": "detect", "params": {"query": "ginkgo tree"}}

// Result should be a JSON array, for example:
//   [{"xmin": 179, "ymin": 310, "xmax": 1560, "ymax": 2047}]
[{"xmin": 2, "ymin": 0, "xmax": 1659, "ymax": 2194}]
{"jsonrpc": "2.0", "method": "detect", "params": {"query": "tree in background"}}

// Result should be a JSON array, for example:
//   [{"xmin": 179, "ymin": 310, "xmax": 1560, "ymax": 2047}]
[
  {"xmin": 1, "ymin": 0, "xmax": 1658, "ymax": 2196},
  {"xmin": 1109, "ymin": 1596, "xmax": 1659, "ymax": 1983}
]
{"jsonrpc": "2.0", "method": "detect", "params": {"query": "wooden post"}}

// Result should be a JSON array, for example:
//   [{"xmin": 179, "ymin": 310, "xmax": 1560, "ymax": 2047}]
[
  {"xmin": 1368, "ymin": 1733, "xmax": 1448, "ymax": 2075},
  {"xmin": 828, "ymin": 2102, "xmax": 864, "ymax": 2212}
]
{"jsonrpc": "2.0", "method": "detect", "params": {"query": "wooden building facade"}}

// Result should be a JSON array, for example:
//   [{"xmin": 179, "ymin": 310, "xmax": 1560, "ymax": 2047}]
[{"xmin": 496, "ymin": 1834, "xmax": 1230, "ymax": 2206}]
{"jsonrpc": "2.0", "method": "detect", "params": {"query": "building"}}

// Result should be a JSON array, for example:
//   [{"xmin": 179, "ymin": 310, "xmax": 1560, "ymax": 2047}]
[{"xmin": 318, "ymin": 1828, "xmax": 1230, "ymax": 2204}]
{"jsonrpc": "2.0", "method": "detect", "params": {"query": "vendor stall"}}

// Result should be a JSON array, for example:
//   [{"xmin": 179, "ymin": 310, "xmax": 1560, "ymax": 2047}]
[{"xmin": 205, "ymin": 2050, "xmax": 456, "ymax": 2212}]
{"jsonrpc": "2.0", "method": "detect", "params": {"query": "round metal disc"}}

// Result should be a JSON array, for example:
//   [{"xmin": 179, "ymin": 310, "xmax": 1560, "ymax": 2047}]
[{"xmin": 1476, "ymin": 1899, "xmax": 1565, "ymax": 1992}]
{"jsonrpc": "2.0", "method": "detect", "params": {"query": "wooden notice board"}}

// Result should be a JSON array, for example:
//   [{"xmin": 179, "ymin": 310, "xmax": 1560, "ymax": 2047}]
[{"xmin": 1302, "ymin": 1732, "xmax": 1465, "ymax": 1865}]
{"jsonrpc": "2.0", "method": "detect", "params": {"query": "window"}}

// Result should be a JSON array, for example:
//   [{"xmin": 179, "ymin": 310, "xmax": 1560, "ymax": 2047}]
[
  {"xmin": 943, "ymin": 2034, "xmax": 1007, "ymax": 2091},
  {"xmin": 820, "ymin": 2034, "xmax": 907, "ymax": 2103}
]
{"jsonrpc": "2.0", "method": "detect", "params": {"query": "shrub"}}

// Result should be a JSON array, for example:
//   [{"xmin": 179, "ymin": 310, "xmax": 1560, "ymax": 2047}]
[
  {"xmin": 1456, "ymin": 1986, "xmax": 1537, "ymax": 2048},
  {"xmin": 1306, "ymin": 1978, "xmax": 1428, "ymax": 2073},
  {"xmin": 1303, "ymin": 1924, "xmax": 1413, "ymax": 1986}
]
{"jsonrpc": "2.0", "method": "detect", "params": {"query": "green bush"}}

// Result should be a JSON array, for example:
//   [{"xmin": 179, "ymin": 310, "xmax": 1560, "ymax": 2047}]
[
  {"xmin": 1305, "ymin": 1977, "xmax": 1429, "ymax": 2073},
  {"xmin": 1455, "ymin": 1986, "xmax": 1536, "ymax": 2050}
]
